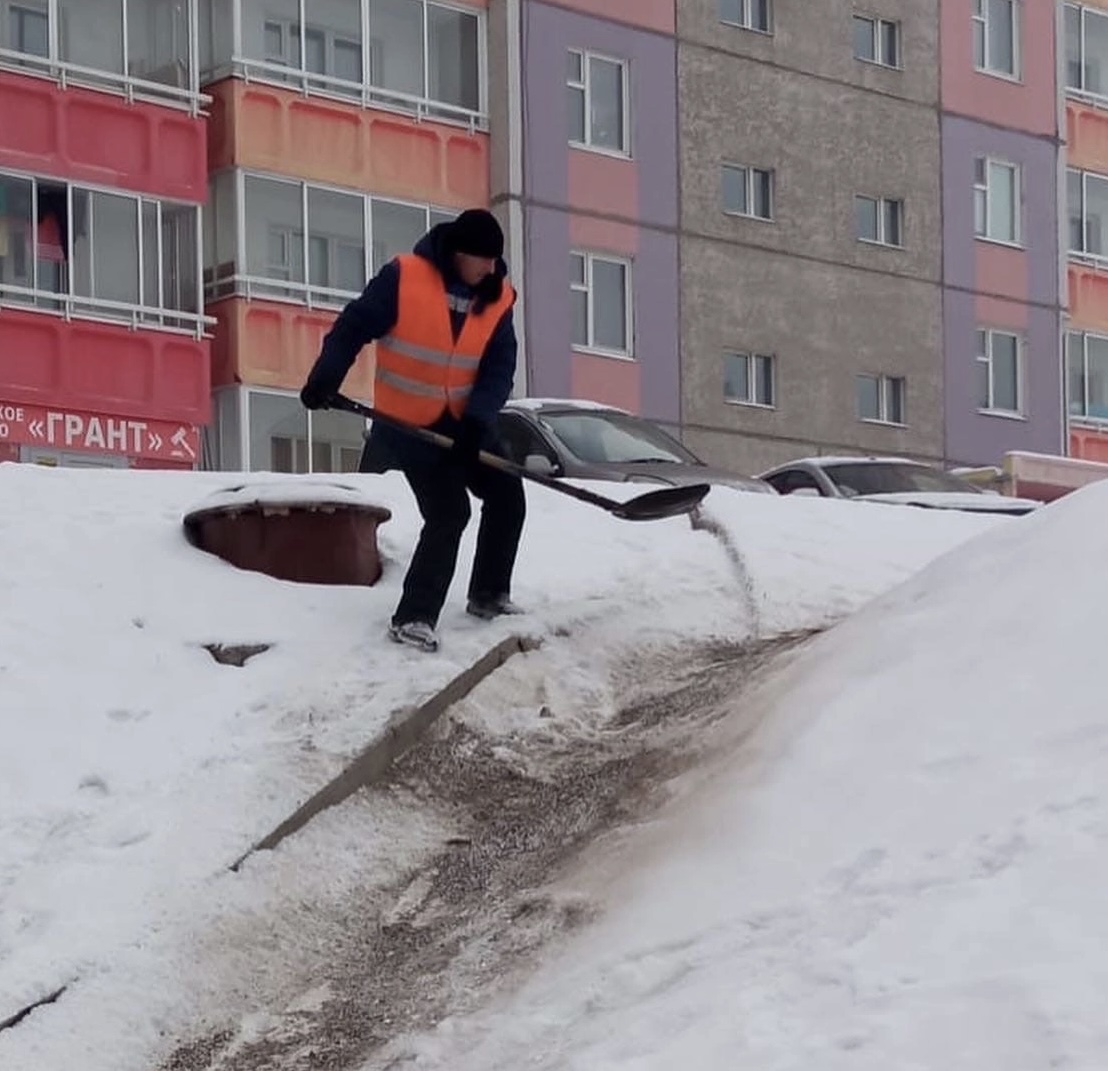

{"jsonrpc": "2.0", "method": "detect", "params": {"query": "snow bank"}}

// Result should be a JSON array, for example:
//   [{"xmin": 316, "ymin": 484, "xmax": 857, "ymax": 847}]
[
  {"xmin": 0, "ymin": 461, "xmax": 1003, "ymax": 1070},
  {"xmin": 386, "ymin": 481, "xmax": 1108, "ymax": 1071}
]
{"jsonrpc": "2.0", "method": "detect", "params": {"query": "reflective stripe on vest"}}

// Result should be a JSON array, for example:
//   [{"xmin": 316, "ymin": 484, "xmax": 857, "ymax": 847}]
[{"xmin": 373, "ymin": 253, "xmax": 516, "ymax": 426}]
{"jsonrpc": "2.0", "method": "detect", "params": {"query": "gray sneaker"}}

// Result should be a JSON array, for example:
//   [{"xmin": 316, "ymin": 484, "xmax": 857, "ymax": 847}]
[
  {"xmin": 387, "ymin": 619, "xmax": 439, "ymax": 652},
  {"xmin": 466, "ymin": 594, "xmax": 525, "ymax": 621}
]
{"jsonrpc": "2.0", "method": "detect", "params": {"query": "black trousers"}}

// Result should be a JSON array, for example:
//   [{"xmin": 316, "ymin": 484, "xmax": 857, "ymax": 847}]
[{"xmin": 386, "ymin": 449, "xmax": 526, "ymax": 628}]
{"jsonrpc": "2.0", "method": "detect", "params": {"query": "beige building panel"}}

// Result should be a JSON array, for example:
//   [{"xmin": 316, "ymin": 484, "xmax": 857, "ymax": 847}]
[
  {"xmin": 679, "ymin": 236, "xmax": 944, "ymax": 473},
  {"xmin": 679, "ymin": 47, "xmax": 942, "ymax": 281},
  {"xmin": 677, "ymin": 0, "xmax": 939, "ymax": 107}
]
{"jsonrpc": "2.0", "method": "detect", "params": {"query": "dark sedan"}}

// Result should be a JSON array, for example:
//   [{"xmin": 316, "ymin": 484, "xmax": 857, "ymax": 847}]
[{"xmin": 494, "ymin": 399, "xmax": 775, "ymax": 494}]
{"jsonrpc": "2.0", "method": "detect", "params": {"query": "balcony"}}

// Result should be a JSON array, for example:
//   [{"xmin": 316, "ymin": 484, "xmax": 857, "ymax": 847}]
[
  {"xmin": 0, "ymin": 169, "xmax": 213, "ymax": 340},
  {"xmin": 198, "ymin": 0, "xmax": 487, "ymax": 132},
  {"xmin": 0, "ymin": 0, "xmax": 207, "ymax": 115},
  {"xmin": 203, "ymin": 169, "xmax": 476, "ymax": 313}
]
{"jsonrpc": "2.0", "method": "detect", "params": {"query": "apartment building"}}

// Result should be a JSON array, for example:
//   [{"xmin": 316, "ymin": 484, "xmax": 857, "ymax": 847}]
[
  {"xmin": 941, "ymin": 0, "xmax": 1065, "ymax": 468},
  {"xmin": 488, "ymin": 0, "xmax": 680, "ymax": 428},
  {"xmin": 0, "ymin": 0, "xmax": 1083, "ymax": 477},
  {"xmin": 675, "ymin": 1, "xmax": 945, "ymax": 476},
  {"xmin": 197, "ymin": 0, "xmax": 489, "ymax": 471},
  {"xmin": 1064, "ymin": 0, "xmax": 1108, "ymax": 462},
  {"xmin": 0, "ymin": 0, "xmax": 210, "ymax": 468}
]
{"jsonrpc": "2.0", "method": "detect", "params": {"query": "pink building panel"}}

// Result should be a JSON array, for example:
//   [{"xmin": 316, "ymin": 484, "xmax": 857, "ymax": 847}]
[
  {"xmin": 568, "ymin": 213, "xmax": 638, "ymax": 256},
  {"xmin": 940, "ymin": 0, "xmax": 1057, "ymax": 135},
  {"xmin": 571, "ymin": 351, "xmax": 641, "ymax": 412},
  {"xmin": 974, "ymin": 293, "xmax": 1030, "ymax": 331},
  {"xmin": 975, "ymin": 241, "xmax": 1030, "ymax": 304},
  {"xmin": 549, "ymin": 0, "xmax": 673, "ymax": 34},
  {"xmin": 568, "ymin": 149, "xmax": 638, "ymax": 220}
]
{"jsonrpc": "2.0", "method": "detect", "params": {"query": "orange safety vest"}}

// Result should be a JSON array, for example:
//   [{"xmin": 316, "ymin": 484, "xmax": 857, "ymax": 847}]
[{"xmin": 374, "ymin": 254, "xmax": 516, "ymax": 426}]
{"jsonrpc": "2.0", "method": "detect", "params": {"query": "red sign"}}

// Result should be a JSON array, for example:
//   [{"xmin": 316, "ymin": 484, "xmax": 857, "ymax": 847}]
[{"xmin": 0, "ymin": 401, "xmax": 200, "ymax": 464}]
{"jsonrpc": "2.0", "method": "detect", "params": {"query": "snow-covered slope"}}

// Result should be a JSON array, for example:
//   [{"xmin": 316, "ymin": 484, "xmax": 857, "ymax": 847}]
[
  {"xmin": 381, "ymin": 481, "xmax": 1108, "ymax": 1071},
  {"xmin": 0, "ymin": 461, "xmax": 1009, "ymax": 1069}
]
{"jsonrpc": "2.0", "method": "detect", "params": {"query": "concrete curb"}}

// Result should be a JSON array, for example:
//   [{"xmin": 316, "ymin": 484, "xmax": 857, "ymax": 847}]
[{"xmin": 229, "ymin": 633, "xmax": 542, "ymax": 872}]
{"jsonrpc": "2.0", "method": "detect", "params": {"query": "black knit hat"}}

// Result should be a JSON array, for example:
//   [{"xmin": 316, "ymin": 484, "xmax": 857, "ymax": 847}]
[{"xmin": 448, "ymin": 208, "xmax": 504, "ymax": 259}]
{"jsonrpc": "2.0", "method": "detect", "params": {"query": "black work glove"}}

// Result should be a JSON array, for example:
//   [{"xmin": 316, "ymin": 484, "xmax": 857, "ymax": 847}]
[
  {"xmin": 450, "ymin": 414, "xmax": 485, "ymax": 471},
  {"xmin": 299, "ymin": 380, "xmax": 332, "ymax": 411}
]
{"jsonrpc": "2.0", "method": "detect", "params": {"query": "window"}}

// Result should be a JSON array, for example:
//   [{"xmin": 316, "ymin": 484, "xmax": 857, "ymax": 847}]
[
  {"xmin": 853, "ymin": 15, "xmax": 900, "ymax": 68},
  {"xmin": 719, "ymin": 0, "xmax": 772, "ymax": 33},
  {"xmin": 855, "ymin": 195, "xmax": 903, "ymax": 246},
  {"xmin": 1066, "ymin": 4, "xmax": 1108, "ymax": 97},
  {"xmin": 55, "ymin": 0, "xmax": 122, "ymax": 76},
  {"xmin": 128, "ymin": 0, "xmax": 191, "ymax": 88},
  {"xmin": 567, "ymin": 50, "xmax": 628, "ymax": 155},
  {"xmin": 724, "ymin": 352, "xmax": 775, "ymax": 407},
  {"xmin": 307, "ymin": 186, "xmax": 365, "ymax": 297},
  {"xmin": 974, "ymin": 157, "xmax": 1021, "ymax": 245},
  {"xmin": 722, "ymin": 164, "xmax": 774, "ymax": 221},
  {"xmin": 245, "ymin": 389, "xmax": 367, "ymax": 473},
  {"xmin": 221, "ymin": 170, "xmax": 451, "ymax": 309},
  {"xmin": 0, "ymin": 170, "xmax": 202, "ymax": 331},
  {"xmin": 976, "ymin": 329, "xmax": 1022, "ymax": 414},
  {"xmin": 233, "ymin": 0, "xmax": 482, "ymax": 121},
  {"xmin": 6, "ymin": 2, "xmax": 49, "ymax": 57},
  {"xmin": 570, "ymin": 251, "xmax": 632, "ymax": 356},
  {"xmin": 1067, "ymin": 331, "xmax": 1108, "ymax": 420},
  {"xmin": 2, "ymin": 0, "xmax": 199, "ymax": 104},
  {"xmin": 496, "ymin": 413, "xmax": 562, "ymax": 470},
  {"xmin": 857, "ymin": 374, "xmax": 906, "ymax": 424},
  {"xmin": 973, "ymin": 0, "xmax": 1019, "ymax": 78},
  {"xmin": 1067, "ymin": 167, "xmax": 1108, "ymax": 257}
]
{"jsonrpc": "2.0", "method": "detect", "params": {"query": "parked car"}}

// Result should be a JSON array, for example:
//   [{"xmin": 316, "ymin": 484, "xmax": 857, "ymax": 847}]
[
  {"xmin": 757, "ymin": 455, "xmax": 1041, "ymax": 515},
  {"xmin": 494, "ymin": 399, "xmax": 776, "ymax": 494}
]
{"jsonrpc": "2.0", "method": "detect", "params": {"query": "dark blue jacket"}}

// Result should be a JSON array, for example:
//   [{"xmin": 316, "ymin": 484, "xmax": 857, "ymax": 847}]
[{"xmin": 302, "ymin": 224, "xmax": 518, "ymax": 471}]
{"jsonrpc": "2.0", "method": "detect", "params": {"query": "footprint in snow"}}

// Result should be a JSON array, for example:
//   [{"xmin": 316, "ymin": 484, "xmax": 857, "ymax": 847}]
[{"xmin": 107, "ymin": 708, "xmax": 151, "ymax": 723}]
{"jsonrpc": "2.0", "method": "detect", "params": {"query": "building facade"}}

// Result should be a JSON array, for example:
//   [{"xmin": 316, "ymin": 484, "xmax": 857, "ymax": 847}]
[
  {"xmin": 1064, "ymin": 0, "xmax": 1108, "ymax": 462},
  {"xmin": 0, "ymin": 0, "xmax": 210, "ymax": 469},
  {"xmin": 197, "ymin": 0, "xmax": 490, "ymax": 472},
  {"xmin": 0, "ymin": 0, "xmax": 1092, "ymax": 477},
  {"xmin": 675, "ymin": 0, "xmax": 945, "ymax": 475},
  {"xmin": 489, "ymin": 0, "xmax": 681, "ymax": 428},
  {"xmin": 940, "ymin": 0, "xmax": 1065, "ymax": 468}
]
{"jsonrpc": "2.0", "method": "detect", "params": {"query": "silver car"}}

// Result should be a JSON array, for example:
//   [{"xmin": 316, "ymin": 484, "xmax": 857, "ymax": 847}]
[
  {"xmin": 495, "ymin": 399, "xmax": 776, "ymax": 494},
  {"xmin": 757, "ymin": 455, "xmax": 1041, "ymax": 515}
]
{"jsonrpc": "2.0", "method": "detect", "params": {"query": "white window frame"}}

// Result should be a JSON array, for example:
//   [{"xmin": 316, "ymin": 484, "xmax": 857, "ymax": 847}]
[
  {"xmin": 853, "ymin": 14, "xmax": 901, "ymax": 69},
  {"xmin": 6, "ymin": 1, "xmax": 49, "ymax": 56},
  {"xmin": 567, "ymin": 48, "xmax": 630, "ymax": 158},
  {"xmin": 220, "ymin": 169, "xmax": 455, "ymax": 311},
  {"xmin": 1066, "ymin": 4, "xmax": 1108, "ymax": 100},
  {"xmin": 973, "ymin": 156, "xmax": 1022, "ymax": 247},
  {"xmin": 724, "ymin": 351, "xmax": 776, "ymax": 408},
  {"xmin": 570, "ymin": 250, "xmax": 634, "ymax": 359},
  {"xmin": 1067, "ymin": 166, "xmax": 1108, "ymax": 260},
  {"xmin": 857, "ymin": 373, "xmax": 907, "ymax": 426},
  {"xmin": 1066, "ymin": 329, "xmax": 1108, "ymax": 422},
  {"xmin": 855, "ymin": 194, "xmax": 904, "ymax": 247},
  {"xmin": 719, "ymin": 0, "xmax": 773, "ymax": 34},
  {"xmin": 973, "ymin": 0, "xmax": 1021, "ymax": 80},
  {"xmin": 0, "ymin": 165, "xmax": 208, "ymax": 338},
  {"xmin": 242, "ymin": 386, "xmax": 369, "ymax": 474},
  {"xmin": 721, "ymin": 163, "xmax": 774, "ymax": 222},
  {"xmin": 976, "ymin": 328, "xmax": 1024, "ymax": 416}
]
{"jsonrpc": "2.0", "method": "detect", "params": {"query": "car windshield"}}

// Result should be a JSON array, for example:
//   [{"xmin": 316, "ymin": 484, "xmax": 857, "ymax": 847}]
[
  {"xmin": 538, "ymin": 411, "xmax": 701, "ymax": 465},
  {"xmin": 823, "ymin": 462, "xmax": 982, "ymax": 497}
]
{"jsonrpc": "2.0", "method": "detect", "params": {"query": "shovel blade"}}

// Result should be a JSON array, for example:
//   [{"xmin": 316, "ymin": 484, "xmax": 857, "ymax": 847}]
[{"xmin": 611, "ymin": 483, "xmax": 711, "ymax": 521}]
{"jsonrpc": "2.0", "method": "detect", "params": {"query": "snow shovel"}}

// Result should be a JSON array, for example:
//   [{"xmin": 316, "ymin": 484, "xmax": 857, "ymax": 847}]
[{"xmin": 327, "ymin": 393, "xmax": 710, "ymax": 522}]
